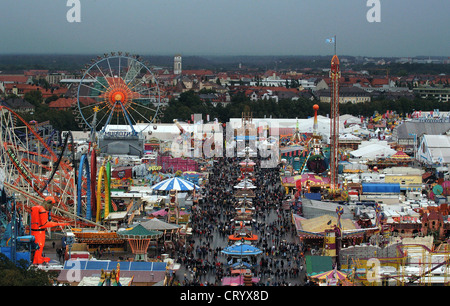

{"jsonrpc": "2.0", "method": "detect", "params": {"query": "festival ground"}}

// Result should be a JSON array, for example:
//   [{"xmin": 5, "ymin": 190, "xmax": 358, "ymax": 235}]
[{"xmin": 44, "ymin": 157, "xmax": 309, "ymax": 286}]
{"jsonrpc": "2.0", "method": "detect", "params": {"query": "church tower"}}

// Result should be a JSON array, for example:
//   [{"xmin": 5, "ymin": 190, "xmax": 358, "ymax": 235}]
[{"xmin": 174, "ymin": 54, "xmax": 182, "ymax": 75}]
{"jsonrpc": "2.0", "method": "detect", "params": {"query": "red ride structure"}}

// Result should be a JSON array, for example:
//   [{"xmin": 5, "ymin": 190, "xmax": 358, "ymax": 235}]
[
  {"xmin": 0, "ymin": 106, "xmax": 97, "ymax": 228},
  {"xmin": 329, "ymin": 54, "xmax": 341, "ymax": 191}
]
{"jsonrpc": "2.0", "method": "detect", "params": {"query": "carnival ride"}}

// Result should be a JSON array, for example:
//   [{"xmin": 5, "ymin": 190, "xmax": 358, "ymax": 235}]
[
  {"xmin": 0, "ymin": 193, "xmax": 37, "ymax": 264},
  {"xmin": 0, "ymin": 106, "xmax": 83, "ymax": 226},
  {"xmin": 0, "ymin": 106, "xmax": 109, "ymax": 267},
  {"xmin": 280, "ymin": 105, "xmax": 329, "ymax": 176},
  {"xmin": 77, "ymin": 53, "xmax": 161, "ymax": 133},
  {"xmin": 0, "ymin": 106, "xmax": 113, "ymax": 231},
  {"xmin": 96, "ymin": 158, "xmax": 113, "ymax": 223},
  {"xmin": 228, "ymin": 221, "xmax": 258, "ymax": 242},
  {"xmin": 76, "ymin": 53, "xmax": 162, "ymax": 157},
  {"xmin": 329, "ymin": 55, "xmax": 341, "ymax": 192},
  {"xmin": 305, "ymin": 105, "xmax": 328, "ymax": 175}
]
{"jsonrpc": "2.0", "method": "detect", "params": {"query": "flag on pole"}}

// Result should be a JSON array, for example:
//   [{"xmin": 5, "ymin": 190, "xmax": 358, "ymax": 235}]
[{"xmin": 326, "ymin": 36, "xmax": 337, "ymax": 54}]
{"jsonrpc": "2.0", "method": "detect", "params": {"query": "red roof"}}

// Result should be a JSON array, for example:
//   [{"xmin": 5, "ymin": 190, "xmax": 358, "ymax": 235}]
[
  {"xmin": 370, "ymin": 78, "xmax": 389, "ymax": 87},
  {"xmin": 0, "ymin": 75, "xmax": 30, "ymax": 83},
  {"xmin": 322, "ymin": 76, "xmax": 372, "ymax": 87},
  {"xmin": 49, "ymin": 97, "xmax": 76, "ymax": 109},
  {"xmin": 182, "ymin": 70, "xmax": 213, "ymax": 76},
  {"xmin": 24, "ymin": 70, "xmax": 48, "ymax": 77},
  {"xmin": 3, "ymin": 83, "xmax": 67, "ymax": 98}
]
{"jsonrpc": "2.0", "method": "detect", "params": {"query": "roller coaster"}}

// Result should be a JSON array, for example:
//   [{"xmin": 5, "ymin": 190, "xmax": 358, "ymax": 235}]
[{"xmin": 0, "ymin": 105, "xmax": 114, "ymax": 230}]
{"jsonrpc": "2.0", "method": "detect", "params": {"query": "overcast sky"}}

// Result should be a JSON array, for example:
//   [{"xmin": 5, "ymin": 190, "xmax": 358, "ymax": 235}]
[{"xmin": 0, "ymin": 0, "xmax": 448, "ymax": 57}]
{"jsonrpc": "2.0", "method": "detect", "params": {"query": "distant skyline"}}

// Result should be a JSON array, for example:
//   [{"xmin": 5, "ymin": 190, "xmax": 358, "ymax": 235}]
[{"xmin": 0, "ymin": 0, "xmax": 448, "ymax": 57}]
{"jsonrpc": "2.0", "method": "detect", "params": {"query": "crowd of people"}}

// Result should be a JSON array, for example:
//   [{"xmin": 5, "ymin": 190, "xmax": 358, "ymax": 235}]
[{"xmin": 172, "ymin": 156, "xmax": 309, "ymax": 286}]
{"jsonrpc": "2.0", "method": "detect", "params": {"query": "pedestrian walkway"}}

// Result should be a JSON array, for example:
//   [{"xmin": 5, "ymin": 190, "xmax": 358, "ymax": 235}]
[{"xmin": 170, "ymin": 157, "xmax": 307, "ymax": 286}]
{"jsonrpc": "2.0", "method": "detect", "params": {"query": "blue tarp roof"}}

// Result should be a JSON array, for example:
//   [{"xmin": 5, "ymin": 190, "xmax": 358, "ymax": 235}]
[
  {"xmin": 362, "ymin": 183, "xmax": 400, "ymax": 193},
  {"xmin": 63, "ymin": 260, "xmax": 166, "ymax": 271}
]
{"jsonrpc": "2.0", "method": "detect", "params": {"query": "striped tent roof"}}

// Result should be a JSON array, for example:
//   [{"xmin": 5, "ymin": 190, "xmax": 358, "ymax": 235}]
[{"xmin": 150, "ymin": 177, "xmax": 200, "ymax": 191}]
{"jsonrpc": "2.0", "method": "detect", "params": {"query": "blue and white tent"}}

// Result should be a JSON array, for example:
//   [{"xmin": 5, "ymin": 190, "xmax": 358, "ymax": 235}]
[{"xmin": 150, "ymin": 177, "xmax": 201, "ymax": 191}]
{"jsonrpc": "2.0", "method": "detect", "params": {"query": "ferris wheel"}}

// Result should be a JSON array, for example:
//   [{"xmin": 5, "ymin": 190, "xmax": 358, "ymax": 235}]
[{"xmin": 76, "ymin": 53, "xmax": 162, "ymax": 135}]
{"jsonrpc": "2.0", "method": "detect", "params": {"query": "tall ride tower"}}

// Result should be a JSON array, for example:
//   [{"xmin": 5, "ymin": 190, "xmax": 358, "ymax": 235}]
[{"xmin": 329, "ymin": 54, "xmax": 340, "ymax": 191}]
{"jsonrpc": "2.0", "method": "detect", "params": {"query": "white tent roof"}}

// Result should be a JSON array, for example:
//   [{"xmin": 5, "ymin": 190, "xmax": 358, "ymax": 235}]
[
  {"xmin": 350, "ymin": 143, "xmax": 396, "ymax": 159},
  {"xmin": 425, "ymin": 135, "xmax": 450, "ymax": 148},
  {"xmin": 340, "ymin": 133, "xmax": 362, "ymax": 141},
  {"xmin": 341, "ymin": 124, "xmax": 371, "ymax": 135},
  {"xmin": 234, "ymin": 182, "xmax": 256, "ymax": 189},
  {"xmin": 421, "ymin": 135, "xmax": 450, "ymax": 164},
  {"xmin": 228, "ymin": 117, "xmax": 343, "ymax": 135},
  {"xmin": 340, "ymin": 114, "xmax": 362, "ymax": 125}
]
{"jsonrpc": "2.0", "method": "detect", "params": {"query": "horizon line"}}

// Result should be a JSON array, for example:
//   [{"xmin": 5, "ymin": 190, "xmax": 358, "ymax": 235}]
[{"xmin": 0, "ymin": 53, "xmax": 447, "ymax": 59}]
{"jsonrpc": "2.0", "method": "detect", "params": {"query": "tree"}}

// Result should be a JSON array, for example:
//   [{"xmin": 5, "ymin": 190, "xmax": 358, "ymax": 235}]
[
  {"xmin": 24, "ymin": 90, "xmax": 43, "ymax": 106},
  {"xmin": 45, "ymin": 94, "xmax": 59, "ymax": 104},
  {"xmin": 0, "ymin": 253, "xmax": 58, "ymax": 286}
]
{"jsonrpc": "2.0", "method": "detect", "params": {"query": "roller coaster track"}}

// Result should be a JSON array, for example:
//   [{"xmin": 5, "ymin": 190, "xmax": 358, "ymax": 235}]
[
  {"xmin": 77, "ymin": 153, "xmax": 91, "ymax": 220},
  {"xmin": 90, "ymin": 148, "xmax": 97, "ymax": 218},
  {"xmin": 0, "ymin": 106, "xmax": 86, "ymax": 223},
  {"xmin": 406, "ymin": 257, "xmax": 450, "ymax": 284},
  {"xmin": 39, "ymin": 130, "xmax": 76, "ymax": 194},
  {"xmin": 3, "ymin": 181, "xmax": 106, "ymax": 229},
  {"xmin": 96, "ymin": 164, "xmax": 111, "ymax": 223}
]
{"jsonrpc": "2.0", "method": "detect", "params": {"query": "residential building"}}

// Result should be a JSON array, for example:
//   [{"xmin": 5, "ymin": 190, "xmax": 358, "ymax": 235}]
[
  {"xmin": 314, "ymin": 86, "xmax": 371, "ymax": 104},
  {"xmin": 413, "ymin": 85, "xmax": 450, "ymax": 102},
  {"xmin": 2, "ymin": 97, "xmax": 35, "ymax": 113},
  {"xmin": 24, "ymin": 70, "xmax": 48, "ymax": 79},
  {"xmin": 0, "ymin": 75, "xmax": 33, "ymax": 95},
  {"xmin": 46, "ymin": 73, "xmax": 75, "ymax": 85}
]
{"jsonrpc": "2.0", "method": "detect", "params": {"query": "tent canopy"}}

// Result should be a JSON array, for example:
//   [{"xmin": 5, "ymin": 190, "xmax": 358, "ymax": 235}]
[
  {"xmin": 137, "ymin": 218, "xmax": 181, "ymax": 231},
  {"xmin": 350, "ymin": 143, "xmax": 396, "ymax": 159},
  {"xmin": 150, "ymin": 177, "xmax": 200, "ymax": 191},
  {"xmin": 309, "ymin": 269, "xmax": 348, "ymax": 281},
  {"xmin": 151, "ymin": 208, "xmax": 188, "ymax": 217},
  {"xmin": 117, "ymin": 224, "xmax": 163, "ymax": 239},
  {"xmin": 390, "ymin": 151, "xmax": 412, "ymax": 160}
]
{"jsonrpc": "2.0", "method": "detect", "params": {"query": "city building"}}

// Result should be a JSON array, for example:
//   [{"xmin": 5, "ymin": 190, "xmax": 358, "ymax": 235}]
[
  {"xmin": 174, "ymin": 54, "xmax": 182, "ymax": 75},
  {"xmin": 315, "ymin": 86, "xmax": 371, "ymax": 104},
  {"xmin": 1, "ymin": 97, "xmax": 35, "ymax": 113},
  {"xmin": 48, "ymin": 97, "xmax": 77, "ymax": 111},
  {"xmin": 413, "ymin": 86, "xmax": 450, "ymax": 102}
]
